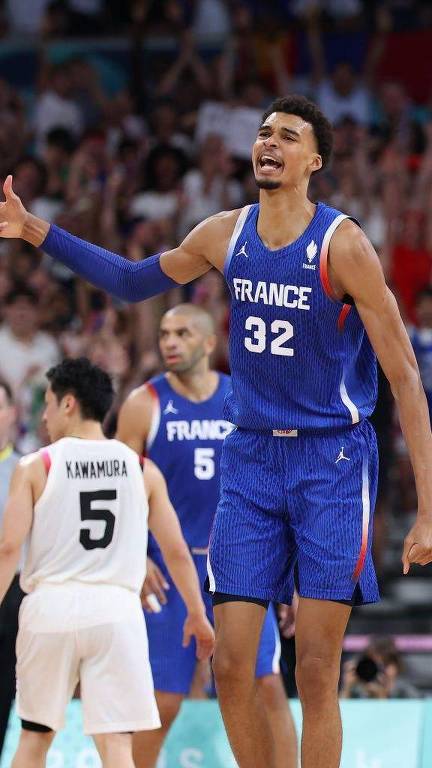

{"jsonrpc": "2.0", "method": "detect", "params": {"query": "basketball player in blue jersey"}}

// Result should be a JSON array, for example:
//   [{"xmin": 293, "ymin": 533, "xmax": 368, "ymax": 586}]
[
  {"xmin": 116, "ymin": 303, "xmax": 297, "ymax": 768},
  {"xmin": 2, "ymin": 94, "xmax": 432, "ymax": 768}
]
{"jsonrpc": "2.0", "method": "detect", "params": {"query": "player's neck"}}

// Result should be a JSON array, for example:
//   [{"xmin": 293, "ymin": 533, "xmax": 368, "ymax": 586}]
[
  {"xmin": 257, "ymin": 189, "xmax": 316, "ymax": 250},
  {"xmin": 167, "ymin": 368, "xmax": 219, "ymax": 403},
  {"xmin": 64, "ymin": 421, "xmax": 107, "ymax": 441}
]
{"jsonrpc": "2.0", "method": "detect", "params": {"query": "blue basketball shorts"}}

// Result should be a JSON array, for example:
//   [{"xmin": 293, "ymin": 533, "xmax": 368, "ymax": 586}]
[
  {"xmin": 207, "ymin": 421, "xmax": 379, "ymax": 606},
  {"xmin": 146, "ymin": 552, "xmax": 281, "ymax": 695}
]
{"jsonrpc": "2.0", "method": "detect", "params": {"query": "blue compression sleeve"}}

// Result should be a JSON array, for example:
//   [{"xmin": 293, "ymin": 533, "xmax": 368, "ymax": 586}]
[{"xmin": 42, "ymin": 225, "xmax": 179, "ymax": 302}]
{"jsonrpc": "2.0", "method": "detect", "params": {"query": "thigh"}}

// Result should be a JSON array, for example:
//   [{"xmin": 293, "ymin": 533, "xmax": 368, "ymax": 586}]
[
  {"xmin": 291, "ymin": 421, "xmax": 380, "ymax": 605},
  {"xmin": 255, "ymin": 604, "xmax": 281, "ymax": 678},
  {"xmin": 16, "ymin": 625, "xmax": 78, "ymax": 732},
  {"xmin": 295, "ymin": 597, "xmax": 351, "ymax": 668},
  {"xmin": 80, "ymin": 613, "xmax": 161, "ymax": 735},
  {"xmin": 208, "ymin": 430, "xmax": 295, "ymax": 603}
]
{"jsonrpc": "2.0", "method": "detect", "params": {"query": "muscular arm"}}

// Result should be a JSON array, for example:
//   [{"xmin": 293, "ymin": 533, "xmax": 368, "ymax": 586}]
[
  {"xmin": 0, "ymin": 176, "xmax": 238, "ymax": 302},
  {"xmin": 116, "ymin": 385, "xmax": 154, "ymax": 455},
  {"xmin": 0, "ymin": 459, "xmax": 35, "ymax": 603},
  {"xmin": 329, "ymin": 221, "xmax": 432, "ymax": 571}
]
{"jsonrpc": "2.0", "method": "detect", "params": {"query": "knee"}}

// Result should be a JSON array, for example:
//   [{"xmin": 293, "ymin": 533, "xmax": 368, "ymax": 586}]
[
  {"xmin": 295, "ymin": 654, "xmax": 340, "ymax": 705},
  {"xmin": 212, "ymin": 645, "xmax": 254, "ymax": 690}
]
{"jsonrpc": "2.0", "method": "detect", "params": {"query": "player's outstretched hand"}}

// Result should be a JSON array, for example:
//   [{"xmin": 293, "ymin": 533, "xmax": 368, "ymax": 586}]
[
  {"xmin": 402, "ymin": 518, "xmax": 432, "ymax": 574},
  {"xmin": 0, "ymin": 176, "xmax": 27, "ymax": 239},
  {"xmin": 141, "ymin": 556, "xmax": 170, "ymax": 612},
  {"xmin": 182, "ymin": 613, "xmax": 215, "ymax": 661}
]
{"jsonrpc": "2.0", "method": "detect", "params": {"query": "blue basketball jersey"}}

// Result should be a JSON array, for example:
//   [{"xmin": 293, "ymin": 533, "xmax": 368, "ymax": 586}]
[
  {"xmin": 223, "ymin": 202, "xmax": 377, "ymax": 431},
  {"xmin": 145, "ymin": 373, "xmax": 232, "ymax": 553}
]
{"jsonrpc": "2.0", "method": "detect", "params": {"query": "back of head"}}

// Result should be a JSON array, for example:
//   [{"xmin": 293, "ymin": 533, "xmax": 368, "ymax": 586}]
[{"xmin": 46, "ymin": 357, "xmax": 114, "ymax": 423}]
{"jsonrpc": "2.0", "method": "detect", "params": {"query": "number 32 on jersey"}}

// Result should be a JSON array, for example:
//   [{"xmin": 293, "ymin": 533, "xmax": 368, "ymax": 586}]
[{"xmin": 244, "ymin": 316, "xmax": 294, "ymax": 356}]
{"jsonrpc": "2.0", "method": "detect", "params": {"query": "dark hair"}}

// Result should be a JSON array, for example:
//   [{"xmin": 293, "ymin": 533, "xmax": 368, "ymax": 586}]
[
  {"xmin": 0, "ymin": 378, "xmax": 14, "ymax": 405},
  {"xmin": 5, "ymin": 284, "xmax": 38, "ymax": 306},
  {"xmin": 261, "ymin": 95, "xmax": 333, "ymax": 170},
  {"xmin": 46, "ymin": 357, "xmax": 114, "ymax": 422}
]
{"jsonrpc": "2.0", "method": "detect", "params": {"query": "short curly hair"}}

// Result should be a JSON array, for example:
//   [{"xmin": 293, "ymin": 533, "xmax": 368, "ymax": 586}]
[
  {"xmin": 261, "ymin": 95, "xmax": 333, "ymax": 170},
  {"xmin": 46, "ymin": 357, "xmax": 114, "ymax": 423}
]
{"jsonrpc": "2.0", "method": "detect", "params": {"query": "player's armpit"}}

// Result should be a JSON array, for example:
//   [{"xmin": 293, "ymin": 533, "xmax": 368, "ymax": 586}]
[
  {"xmin": 116, "ymin": 385, "xmax": 155, "ymax": 455},
  {"xmin": 161, "ymin": 209, "xmax": 241, "ymax": 280}
]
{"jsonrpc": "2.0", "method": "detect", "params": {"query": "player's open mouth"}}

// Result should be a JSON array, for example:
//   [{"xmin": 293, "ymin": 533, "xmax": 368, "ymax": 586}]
[{"xmin": 258, "ymin": 154, "xmax": 283, "ymax": 172}]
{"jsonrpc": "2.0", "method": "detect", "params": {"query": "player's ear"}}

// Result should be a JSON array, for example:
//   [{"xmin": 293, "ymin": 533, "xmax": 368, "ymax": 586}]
[
  {"xmin": 205, "ymin": 333, "xmax": 217, "ymax": 356},
  {"xmin": 310, "ymin": 154, "xmax": 322, "ymax": 174},
  {"xmin": 63, "ymin": 393, "xmax": 76, "ymax": 413}
]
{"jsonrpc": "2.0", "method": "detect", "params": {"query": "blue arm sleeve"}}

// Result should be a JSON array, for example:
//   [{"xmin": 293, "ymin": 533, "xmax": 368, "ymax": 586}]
[{"xmin": 42, "ymin": 225, "xmax": 179, "ymax": 302}]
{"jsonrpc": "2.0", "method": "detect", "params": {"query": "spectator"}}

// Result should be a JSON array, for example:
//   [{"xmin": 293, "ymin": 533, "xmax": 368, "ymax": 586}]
[
  {"xmin": 179, "ymin": 135, "xmax": 243, "ymax": 237},
  {"xmin": 341, "ymin": 636, "xmax": 420, "ymax": 699},
  {"xmin": 33, "ymin": 63, "xmax": 84, "ymax": 153},
  {"xmin": 0, "ymin": 286, "xmax": 60, "ymax": 450}
]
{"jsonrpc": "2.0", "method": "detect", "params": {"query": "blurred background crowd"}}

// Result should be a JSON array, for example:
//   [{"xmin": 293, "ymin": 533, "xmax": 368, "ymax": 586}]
[{"xmin": 0, "ymin": 0, "xmax": 432, "ymax": 699}]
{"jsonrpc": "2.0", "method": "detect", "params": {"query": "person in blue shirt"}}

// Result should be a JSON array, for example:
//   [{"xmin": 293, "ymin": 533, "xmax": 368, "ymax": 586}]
[
  {"xmin": 117, "ymin": 303, "xmax": 297, "ymax": 768},
  {"xmin": 2, "ymin": 94, "xmax": 432, "ymax": 768}
]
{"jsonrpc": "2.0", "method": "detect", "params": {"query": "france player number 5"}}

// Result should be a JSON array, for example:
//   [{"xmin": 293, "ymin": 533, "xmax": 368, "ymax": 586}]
[
  {"xmin": 194, "ymin": 448, "xmax": 215, "ymax": 480},
  {"xmin": 244, "ymin": 316, "xmax": 294, "ymax": 356},
  {"xmin": 79, "ymin": 490, "xmax": 116, "ymax": 550}
]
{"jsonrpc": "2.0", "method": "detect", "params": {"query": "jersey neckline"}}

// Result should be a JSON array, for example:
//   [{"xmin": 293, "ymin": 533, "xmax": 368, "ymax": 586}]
[
  {"xmin": 162, "ymin": 372, "xmax": 224, "ymax": 408},
  {"xmin": 253, "ymin": 201, "xmax": 323, "ymax": 255}
]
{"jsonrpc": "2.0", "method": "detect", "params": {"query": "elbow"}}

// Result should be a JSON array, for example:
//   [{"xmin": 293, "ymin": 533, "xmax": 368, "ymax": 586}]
[
  {"xmin": 389, "ymin": 363, "xmax": 423, "ymax": 402},
  {"xmin": 0, "ymin": 539, "xmax": 20, "ymax": 558}
]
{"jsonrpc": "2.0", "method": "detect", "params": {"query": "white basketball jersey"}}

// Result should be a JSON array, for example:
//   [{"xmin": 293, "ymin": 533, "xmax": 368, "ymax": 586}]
[{"xmin": 21, "ymin": 438, "xmax": 148, "ymax": 594}]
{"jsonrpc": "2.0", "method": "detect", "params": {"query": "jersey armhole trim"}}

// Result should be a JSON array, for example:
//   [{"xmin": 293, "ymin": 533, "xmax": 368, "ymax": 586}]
[
  {"xmin": 319, "ymin": 214, "xmax": 357, "ymax": 332},
  {"xmin": 145, "ymin": 383, "xmax": 161, "ymax": 453},
  {"xmin": 223, "ymin": 205, "xmax": 252, "ymax": 278},
  {"xmin": 40, "ymin": 449, "xmax": 51, "ymax": 475}
]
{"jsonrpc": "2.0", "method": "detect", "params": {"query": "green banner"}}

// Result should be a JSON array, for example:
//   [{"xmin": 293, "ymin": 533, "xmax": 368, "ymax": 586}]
[{"xmin": 1, "ymin": 699, "xmax": 428, "ymax": 767}]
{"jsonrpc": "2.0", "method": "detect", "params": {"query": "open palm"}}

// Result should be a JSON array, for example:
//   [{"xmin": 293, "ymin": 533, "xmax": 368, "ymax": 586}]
[{"xmin": 0, "ymin": 175, "xmax": 27, "ymax": 239}]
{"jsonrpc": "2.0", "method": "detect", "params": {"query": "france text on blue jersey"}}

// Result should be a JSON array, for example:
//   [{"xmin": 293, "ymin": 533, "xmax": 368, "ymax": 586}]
[
  {"xmin": 145, "ymin": 373, "xmax": 232, "ymax": 553},
  {"xmin": 223, "ymin": 202, "xmax": 377, "ymax": 432}
]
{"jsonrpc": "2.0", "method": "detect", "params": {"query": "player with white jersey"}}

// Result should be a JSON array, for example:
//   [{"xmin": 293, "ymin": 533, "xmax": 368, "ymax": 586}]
[{"xmin": 0, "ymin": 357, "xmax": 214, "ymax": 768}]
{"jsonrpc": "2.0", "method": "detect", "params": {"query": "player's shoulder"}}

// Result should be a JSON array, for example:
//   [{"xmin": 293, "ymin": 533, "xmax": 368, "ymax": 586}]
[
  {"xmin": 122, "ymin": 378, "xmax": 162, "ymax": 410},
  {"xmin": 329, "ymin": 216, "xmax": 372, "ymax": 260},
  {"xmin": 192, "ymin": 208, "xmax": 246, "ymax": 240}
]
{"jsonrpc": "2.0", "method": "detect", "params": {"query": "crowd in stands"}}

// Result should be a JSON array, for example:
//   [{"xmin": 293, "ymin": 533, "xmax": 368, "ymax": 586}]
[{"xmin": 0, "ymin": 0, "xmax": 431, "ymax": 544}]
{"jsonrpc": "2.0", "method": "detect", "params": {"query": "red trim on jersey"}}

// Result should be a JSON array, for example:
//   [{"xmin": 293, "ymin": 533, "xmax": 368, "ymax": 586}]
[
  {"xmin": 352, "ymin": 531, "xmax": 368, "ymax": 582},
  {"xmin": 337, "ymin": 304, "xmax": 351, "ymax": 332},
  {"xmin": 319, "ymin": 237, "xmax": 337, "ymax": 300},
  {"xmin": 138, "ymin": 454, "xmax": 145, "ymax": 467},
  {"xmin": 40, "ymin": 449, "xmax": 51, "ymax": 475}
]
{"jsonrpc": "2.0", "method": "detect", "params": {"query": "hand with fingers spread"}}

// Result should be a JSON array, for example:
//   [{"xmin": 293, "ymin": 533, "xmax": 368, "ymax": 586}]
[
  {"xmin": 402, "ymin": 518, "xmax": 432, "ymax": 574},
  {"xmin": 182, "ymin": 611, "xmax": 215, "ymax": 661},
  {"xmin": 0, "ymin": 175, "xmax": 28, "ymax": 239},
  {"xmin": 141, "ymin": 556, "xmax": 170, "ymax": 612}
]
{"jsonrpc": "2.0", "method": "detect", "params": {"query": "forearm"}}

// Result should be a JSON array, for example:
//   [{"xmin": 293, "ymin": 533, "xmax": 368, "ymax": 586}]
[
  {"xmin": 393, "ymin": 373, "xmax": 432, "ymax": 516},
  {"xmin": 0, "ymin": 545, "xmax": 21, "ymax": 604},
  {"xmin": 22, "ymin": 217, "xmax": 179, "ymax": 303},
  {"xmin": 164, "ymin": 547, "xmax": 206, "ymax": 616}
]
